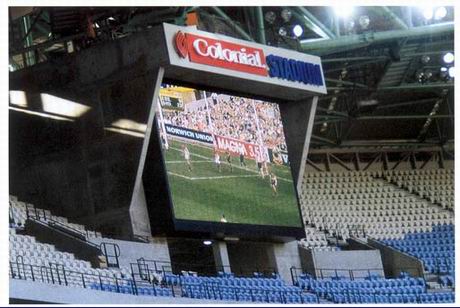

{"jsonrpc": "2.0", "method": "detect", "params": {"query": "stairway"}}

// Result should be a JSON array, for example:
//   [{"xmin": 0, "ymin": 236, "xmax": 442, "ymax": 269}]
[
  {"xmin": 375, "ymin": 176, "xmax": 453, "ymax": 219},
  {"xmin": 424, "ymin": 272, "xmax": 454, "ymax": 293}
]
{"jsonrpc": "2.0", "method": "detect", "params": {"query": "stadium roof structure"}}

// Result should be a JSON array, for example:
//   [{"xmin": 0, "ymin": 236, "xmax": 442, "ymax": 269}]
[{"xmin": 9, "ymin": 6, "xmax": 454, "ymax": 153}]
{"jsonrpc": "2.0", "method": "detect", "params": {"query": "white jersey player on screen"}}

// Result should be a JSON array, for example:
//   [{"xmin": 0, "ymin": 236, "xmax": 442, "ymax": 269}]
[
  {"xmin": 182, "ymin": 145, "xmax": 192, "ymax": 172},
  {"xmin": 214, "ymin": 150, "xmax": 222, "ymax": 173}
]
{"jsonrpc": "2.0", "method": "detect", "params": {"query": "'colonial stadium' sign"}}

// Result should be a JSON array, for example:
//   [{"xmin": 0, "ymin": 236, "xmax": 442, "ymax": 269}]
[
  {"xmin": 175, "ymin": 31, "xmax": 268, "ymax": 76},
  {"xmin": 164, "ymin": 23, "xmax": 327, "ymax": 94}
]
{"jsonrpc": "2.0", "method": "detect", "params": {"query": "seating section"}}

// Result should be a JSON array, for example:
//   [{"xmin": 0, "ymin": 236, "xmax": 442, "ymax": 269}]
[
  {"xmin": 383, "ymin": 169, "xmax": 454, "ymax": 211},
  {"xmin": 89, "ymin": 281, "xmax": 174, "ymax": 297},
  {"xmin": 296, "ymin": 273, "xmax": 454, "ymax": 304},
  {"xmin": 9, "ymin": 195, "xmax": 102, "ymax": 239},
  {"xmin": 9, "ymin": 226, "xmax": 175, "ymax": 298},
  {"xmin": 299, "ymin": 170, "xmax": 453, "ymax": 240},
  {"xmin": 10, "ymin": 229, "xmax": 91, "ymax": 270},
  {"xmin": 381, "ymin": 224, "xmax": 454, "ymax": 279},
  {"xmin": 9, "ymin": 165, "xmax": 455, "ymax": 306},
  {"xmin": 298, "ymin": 227, "xmax": 340, "ymax": 251},
  {"xmin": 9, "ymin": 229, "xmax": 131, "ymax": 279},
  {"xmin": 164, "ymin": 272, "xmax": 319, "ymax": 303}
]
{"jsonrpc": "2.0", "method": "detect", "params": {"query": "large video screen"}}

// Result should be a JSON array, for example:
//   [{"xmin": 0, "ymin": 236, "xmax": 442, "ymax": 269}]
[{"xmin": 156, "ymin": 84, "xmax": 302, "ymax": 228}]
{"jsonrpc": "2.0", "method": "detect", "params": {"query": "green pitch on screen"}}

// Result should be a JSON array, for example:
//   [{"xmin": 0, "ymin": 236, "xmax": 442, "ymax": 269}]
[{"xmin": 163, "ymin": 140, "xmax": 302, "ymax": 227}]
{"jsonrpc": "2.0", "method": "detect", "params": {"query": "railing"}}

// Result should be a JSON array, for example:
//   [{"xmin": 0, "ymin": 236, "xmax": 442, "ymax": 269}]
[
  {"xmin": 9, "ymin": 259, "xmax": 171, "ymax": 297},
  {"xmin": 290, "ymin": 266, "xmax": 426, "ymax": 285},
  {"xmin": 25, "ymin": 205, "xmax": 101, "ymax": 239},
  {"xmin": 100, "ymin": 242, "xmax": 121, "ymax": 268},
  {"xmin": 178, "ymin": 281, "xmax": 319, "ymax": 304},
  {"xmin": 290, "ymin": 267, "xmax": 385, "ymax": 284},
  {"xmin": 23, "ymin": 206, "xmax": 118, "ymax": 268},
  {"xmin": 132, "ymin": 258, "xmax": 277, "ymax": 279},
  {"xmin": 289, "ymin": 266, "xmax": 442, "ymax": 304},
  {"xmin": 9, "ymin": 258, "xmax": 317, "ymax": 304},
  {"xmin": 323, "ymin": 290, "xmax": 432, "ymax": 304}
]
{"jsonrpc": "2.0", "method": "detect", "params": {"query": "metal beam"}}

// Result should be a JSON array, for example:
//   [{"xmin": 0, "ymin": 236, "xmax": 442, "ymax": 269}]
[
  {"xmin": 210, "ymin": 7, "xmax": 254, "ymax": 42},
  {"xmin": 376, "ymin": 7, "xmax": 409, "ymax": 30},
  {"xmin": 378, "ymin": 82, "xmax": 454, "ymax": 91},
  {"xmin": 10, "ymin": 31, "xmax": 86, "ymax": 55},
  {"xmin": 301, "ymin": 22, "xmax": 454, "ymax": 52},
  {"xmin": 254, "ymin": 7, "xmax": 266, "ymax": 45},
  {"xmin": 404, "ymin": 7, "xmax": 413, "ymax": 28},
  {"xmin": 324, "ymin": 59, "xmax": 390, "ymax": 74},
  {"xmin": 375, "ymin": 98, "xmax": 439, "ymax": 109},
  {"xmin": 311, "ymin": 135, "xmax": 337, "ymax": 146},
  {"xmin": 325, "ymin": 78, "xmax": 368, "ymax": 89},
  {"xmin": 356, "ymin": 115, "xmax": 453, "ymax": 120},
  {"xmin": 315, "ymin": 113, "xmax": 453, "ymax": 125},
  {"xmin": 314, "ymin": 119, "xmax": 346, "ymax": 125},
  {"xmin": 293, "ymin": 7, "xmax": 335, "ymax": 39},
  {"xmin": 309, "ymin": 146, "xmax": 444, "ymax": 155},
  {"xmin": 322, "ymin": 56, "xmax": 389, "ymax": 63},
  {"xmin": 316, "ymin": 107, "xmax": 349, "ymax": 118}
]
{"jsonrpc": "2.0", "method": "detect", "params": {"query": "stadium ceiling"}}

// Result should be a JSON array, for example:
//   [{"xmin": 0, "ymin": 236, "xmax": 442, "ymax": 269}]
[{"xmin": 9, "ymin": 6, "xmax": 454, "ymax": 152}]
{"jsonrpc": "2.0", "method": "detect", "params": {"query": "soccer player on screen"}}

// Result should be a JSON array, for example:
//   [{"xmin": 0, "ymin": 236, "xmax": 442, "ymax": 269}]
[
  {"xmin": 256, "ymin": 152, "xmax": 264, "ymax": 178},
  {"xmin": 182, "ymin": 145, "xmax": 192, "ymax": 172},
  {"xmin": 214, "ymin": 151, "xmax": 222, "ymax": 173},
  {"xmin": 239, "ymin": 152, "xmax": 246, "ymax": 167},
  {"xmin": 270, "ymin": 173, "xmax": 278, "ymax": 197},
  {"xmin": 225, "ymin": 151, "xmax": 233, "ymax": 172}
]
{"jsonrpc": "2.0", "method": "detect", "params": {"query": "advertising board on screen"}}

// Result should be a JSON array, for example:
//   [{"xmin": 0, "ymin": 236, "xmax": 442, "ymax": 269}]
[{"xmin": 156, "ymin": 84, "xmax": 303, "ymax": 228}]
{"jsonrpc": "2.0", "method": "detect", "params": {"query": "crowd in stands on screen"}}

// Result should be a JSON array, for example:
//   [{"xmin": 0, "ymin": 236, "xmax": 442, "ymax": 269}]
[{"xmin": 162, "ymin": 94, "xmax": 287, "ymax": 152}]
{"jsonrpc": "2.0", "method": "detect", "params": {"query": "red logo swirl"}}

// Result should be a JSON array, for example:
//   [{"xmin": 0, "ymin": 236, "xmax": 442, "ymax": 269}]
[{"xmin": 175, "ymin": 31, "xmax": 188, "ymax": 58}]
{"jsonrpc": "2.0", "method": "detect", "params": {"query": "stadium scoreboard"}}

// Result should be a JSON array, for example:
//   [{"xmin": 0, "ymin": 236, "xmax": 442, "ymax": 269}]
[{"xmin": 142, "ymin": 24, "xmax": 326, "ymax": 240}]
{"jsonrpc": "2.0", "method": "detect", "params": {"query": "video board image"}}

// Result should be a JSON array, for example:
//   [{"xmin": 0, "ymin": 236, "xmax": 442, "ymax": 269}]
[{"xmin": 157, "ymin": 84, "xmax": 302, "ymax": 228}]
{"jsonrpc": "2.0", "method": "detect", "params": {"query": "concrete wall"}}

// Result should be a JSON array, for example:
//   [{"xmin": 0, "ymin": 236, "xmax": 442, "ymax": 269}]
[
  {"xmin": 368, "ymin": 239, "xmax": 424, "ymax": 278},
  {"xmin": 227, "ymin": 241, "xmax": 275, "ymax": 276},
  {"xmin": 299, "ymin": 247, "xmax": 316, "ymax": 276},
  {"xmin": 212, "ymin": 241, "xmax": 231, "ymax": 273},
  {"xmin": 279, "ymin": 97, "xmax": 317, "ymax": 191},
  {"xmin": 226, "ymin": 240, "xmax": 301, "ymax": 284},
  {"xmin": 10, "ymin": 279, "xmax": 240, "ymax": 304},
  {"xmin": 129, "ymin": 182, "xmax": 152, "ymax": 237},
  {"xmin": 9, "ymin": 67, "xmax": 161, "ymax": 238},
  {"xmin": 90, "ymin": 236, "xmax": 170, "ymax": 270},
  {"xmin": 312, "ymin": 250, "xmax": 384, "ymax": 279},
  {"xmin": 271, "ymin": 241, "xmax": 302, "ymax": 284}
]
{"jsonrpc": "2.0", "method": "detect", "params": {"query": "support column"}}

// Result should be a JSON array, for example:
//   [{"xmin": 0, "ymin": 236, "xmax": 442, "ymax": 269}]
[
  {"xmin": 279, "ymin": 97, "xmax": 318, "ymax": 192},
  {"xmin": 213, "ymin": 241, "xmax": 232, "ymax": 273},
  {"xmin": 129, "ymin": 67, "xmax": 164, "ymax": 237},
  {"xmin": 271, "ymin": 241, "xmax": 302, "ymax": 284}
]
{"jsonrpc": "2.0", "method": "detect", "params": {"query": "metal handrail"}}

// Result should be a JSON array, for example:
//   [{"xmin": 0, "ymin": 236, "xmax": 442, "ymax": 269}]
[
  {"xmin": 133, "ymin": 258, "xmax": 277, "ymax": 279},
  {"xmin": 25, "ymin": 206, "xmax": 100, "ymax": 240},
  {"xmin": 290, "ymin": 266, "xmax": 424, "ymax": 284}
]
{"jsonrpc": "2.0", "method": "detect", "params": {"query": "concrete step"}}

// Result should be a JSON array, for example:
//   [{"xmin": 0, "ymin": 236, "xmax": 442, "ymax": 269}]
[
  {"xmin": 427, "ymin": 287, "xmax": 455, "ymax": 293},
  {"xmin": 426, "ymin": 281, "xmax": 441, "ymax": 289}
]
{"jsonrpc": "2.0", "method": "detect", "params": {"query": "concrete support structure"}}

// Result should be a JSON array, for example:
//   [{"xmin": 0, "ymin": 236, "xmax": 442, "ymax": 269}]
[
  {"xmin": 212, "ymin": 241, "xmax": 232, "ymax": 273},
  {"xmin": 271, "ymin": 241, "xmax": 302, "ymax": 284},
  {"xmin": 279, "ymin": 97, "xmax": 318, "ymax": 191}
]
